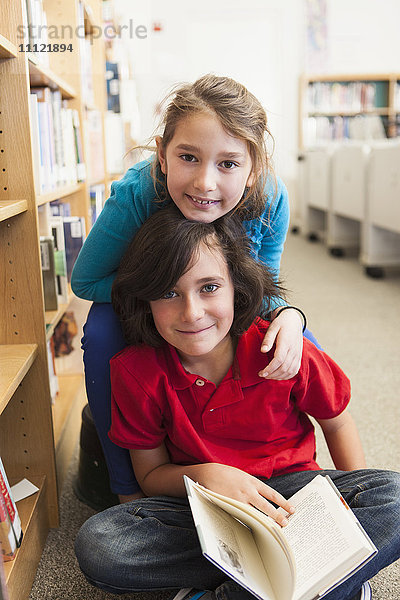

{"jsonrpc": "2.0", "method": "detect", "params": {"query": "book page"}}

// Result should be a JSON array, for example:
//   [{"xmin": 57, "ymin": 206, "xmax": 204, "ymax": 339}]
[
  {"xmin": 279, "ymin": 475, "xmax": 375, "ymax": 600},
  {"xmin": 196, "ymin": 486, "xmax": 295, "ymax": 600},
  {"xmin": 188, "ymin": 484, "xmax": 277, "ymax": 600}
]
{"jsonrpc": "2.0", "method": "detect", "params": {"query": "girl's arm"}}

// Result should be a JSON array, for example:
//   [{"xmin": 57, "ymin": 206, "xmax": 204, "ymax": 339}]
[
  {"xmin": 71, "ymin": 160, "xmax": 158, "ymax": 302},
  {"xmin": 247, "ymin": 177, "xmax": 304, "ymax": 380},
  {"xmin": 316, "ymin": 409, "xmax": 366, "ymax": 470},
  {"xmin": 130, "ymin": 445, "xmax": 294, "ymax": 527},
  {"xmin": 259, "ymin": 307, "xmax": 303, "ymax": 379}
]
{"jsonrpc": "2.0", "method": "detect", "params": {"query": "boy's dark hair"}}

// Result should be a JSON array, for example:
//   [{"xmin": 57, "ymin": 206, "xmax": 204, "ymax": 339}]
[{"xmin": 112, "ymin": 205, "xmax": 285, "ymax": 347}]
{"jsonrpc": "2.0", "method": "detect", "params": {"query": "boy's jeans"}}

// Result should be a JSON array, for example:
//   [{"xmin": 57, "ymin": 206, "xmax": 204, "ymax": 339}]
[{"xmin": 75, "ymin": 469, "xmax": 400, "ymax": 600}]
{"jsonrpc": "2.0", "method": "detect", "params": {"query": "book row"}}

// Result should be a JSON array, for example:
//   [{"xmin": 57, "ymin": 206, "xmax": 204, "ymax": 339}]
[
  {"xmin": 23, "ymin": 0, "xmax": 95, "ymax": 112},
  {"xmin": 303, "ymin": 114, "xmax": 393, "ymax": 146},
  {"xmin": 30, "ymin": 88, "xmax": 85, "ymax": 194},
  {"xmin": 395, "ymin": 82, "xmax": 400, "ymax": 112},
  {"xmin": 39, "ymin": 202, "xmax": 87, "ymax": 313},
  {"xmin": 0, "ymin": 459, "xmax": 22, "ymax": 562},
  {"xmin": 306, "ymin": 81, "xmax": 389, "ymax": 113}
]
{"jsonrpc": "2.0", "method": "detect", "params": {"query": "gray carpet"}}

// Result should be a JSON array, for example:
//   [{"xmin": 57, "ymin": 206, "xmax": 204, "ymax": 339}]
[{"xmin": 29, "ymin": 231, "xmax": 400, "ymax": 599}]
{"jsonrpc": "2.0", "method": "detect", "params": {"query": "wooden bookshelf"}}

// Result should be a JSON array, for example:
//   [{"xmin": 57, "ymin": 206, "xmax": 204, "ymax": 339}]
[
  {"xmin": 28, "ymin": 57, "xmax": 76, "ymax": 99},
  {"xmin": 0, "ymin": 344, "xmax": 38, "ymax": 414},
  {"xmin": 0, "ymin": 199, "xmax": 28, "ymax": 221},
  {"xmin": 36, "ymin": 183, "xmax": 85, "ymax": 207},
  {"xmin": 53, "ymin": 374, "xmax": 86, "ymax": 491},
  {"xmin": 0, "ymin": 1, "xmax": 108, "ymax": 598},
  {"xmin": 299, "ymin": 73, "xmax": 400, "ymax": 149},
  {"xmin": 3, "ymin": 476, "xmax": 47, "ymax": 600},
  {"xmin": 0, "ymin": 33, "xmax": 18, "ymax": 59},
  {"xmin": 45, "ymin": 286, "xmax": 75, "ymax": 340}
]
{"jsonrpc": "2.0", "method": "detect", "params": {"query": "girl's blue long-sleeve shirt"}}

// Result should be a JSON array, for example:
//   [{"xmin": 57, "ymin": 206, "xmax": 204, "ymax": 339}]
[{"xmin": 71, "ymin": 158, "xmax": 290, "ymax": 305}]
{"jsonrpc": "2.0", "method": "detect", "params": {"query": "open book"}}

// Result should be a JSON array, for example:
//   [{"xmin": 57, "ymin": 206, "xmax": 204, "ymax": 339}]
[{"xmin": 184, "ymin": 474, "xmax": 377, "ymax": 600}]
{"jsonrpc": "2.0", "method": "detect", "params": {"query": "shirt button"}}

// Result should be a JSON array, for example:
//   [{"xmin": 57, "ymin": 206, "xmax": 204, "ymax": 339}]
[{"xmin": 195, "ymin": 378, "xmax": 205, "ymax": 386}]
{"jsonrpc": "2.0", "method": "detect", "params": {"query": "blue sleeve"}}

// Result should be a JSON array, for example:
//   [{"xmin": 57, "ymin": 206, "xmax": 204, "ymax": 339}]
[
  {"xmin": 71, "ymin": 160, "xmax": 159, "ymax": 302},
  {"xmin": 242, "ymin": 176, "xmax": 290, "ymax": 310}
]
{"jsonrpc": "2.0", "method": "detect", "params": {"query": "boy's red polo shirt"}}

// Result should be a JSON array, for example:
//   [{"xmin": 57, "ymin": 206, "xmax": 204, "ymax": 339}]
[{"xmin": 109, "ymin": 320, "xmax": 350, "ymax": 479}]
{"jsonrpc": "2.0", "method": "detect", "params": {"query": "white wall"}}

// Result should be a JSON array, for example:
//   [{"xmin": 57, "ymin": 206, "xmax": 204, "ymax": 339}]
[
  {"xmin": 326, "ymin": 0, "xmax": 400, "ymax": 73},
  {"xmin": 112, "ymin": 0, "xmax": 400, "ymax": 215},
  {"xmin": 113, "ymin": 0, "xmax": 304, "ymax": 187}
]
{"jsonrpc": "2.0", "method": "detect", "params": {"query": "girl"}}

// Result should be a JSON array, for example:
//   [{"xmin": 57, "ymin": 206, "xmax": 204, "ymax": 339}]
[
  {"xmin": 75, "ymin": 205, "xmax": 400, "ymax": 600},
  {"xmin": 71, "ymin": 74, "xmax": 314, "ymax": 501}
]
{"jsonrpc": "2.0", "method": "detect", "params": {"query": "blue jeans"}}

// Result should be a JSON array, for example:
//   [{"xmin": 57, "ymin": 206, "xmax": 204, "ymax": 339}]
[
  {"xmin": 75, "ymin": 468, "xmax": 400, "ymax": 599},
  {"xmin": 82, "ymin": 303, "xmax": 323, "ymax": 495}
]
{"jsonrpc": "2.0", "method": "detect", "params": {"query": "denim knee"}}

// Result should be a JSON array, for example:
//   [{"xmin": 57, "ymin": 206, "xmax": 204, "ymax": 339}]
[{"xmin": 75, "ymin": 511, "xmax": 129, "ymax": 592}]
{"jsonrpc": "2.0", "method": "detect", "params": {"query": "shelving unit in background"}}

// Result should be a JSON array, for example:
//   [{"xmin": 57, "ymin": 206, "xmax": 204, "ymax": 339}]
[
  {"xmin": 298, "ymin": 73, "xmax": 400, "ymax": 277},
  {"xmin": 0, "ymin": 1, "xmax": 109, "ymax": 598},
  {"xmin": 298, "ymin": 73, "xmax": 399, "ymax": 150}
]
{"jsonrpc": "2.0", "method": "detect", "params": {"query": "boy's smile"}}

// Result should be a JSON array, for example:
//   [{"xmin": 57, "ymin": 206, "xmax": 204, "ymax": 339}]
[
  {"xmin": 157, "ymin": 112, "xmax": 256, "ymax": 222},
  {"xmin": 149, "ymin": 241, "xmax": 235, "ymax": 377}
]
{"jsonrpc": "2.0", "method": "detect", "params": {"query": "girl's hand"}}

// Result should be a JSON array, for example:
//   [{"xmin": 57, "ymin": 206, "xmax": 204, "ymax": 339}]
[
  {"xmin": 258, "ymin": 308, "xmax": 303, "ymax": 380},
  {"xmin": 200, "ymin": 463, "xmax": 295, "ymax": 527}
]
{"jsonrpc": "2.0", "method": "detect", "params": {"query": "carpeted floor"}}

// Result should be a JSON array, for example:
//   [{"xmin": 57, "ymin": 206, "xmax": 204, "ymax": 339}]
[{"xmin": 29, "ymin": 230, "xmax": 400, "ymax": 599}]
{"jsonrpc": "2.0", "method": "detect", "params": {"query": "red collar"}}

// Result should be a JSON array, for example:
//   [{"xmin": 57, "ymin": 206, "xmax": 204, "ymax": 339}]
[{"xmin": 159, "ymin": 321, "xmax": 273, "ymax": 391}]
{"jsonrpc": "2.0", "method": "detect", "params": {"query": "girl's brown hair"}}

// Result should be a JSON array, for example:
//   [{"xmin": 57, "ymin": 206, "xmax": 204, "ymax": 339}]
[
  {"xmin": 112, "ymin": 205, "xmax": 284, "ymax": 347},
  {"xmin": 149, "ymin": 73, "xmax": 276, "ymax": 220}
]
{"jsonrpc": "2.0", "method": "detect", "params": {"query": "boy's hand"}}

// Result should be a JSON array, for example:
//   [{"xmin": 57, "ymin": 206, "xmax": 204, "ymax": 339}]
[
  {"xmin": 259, "ymin": 308, "xmax": 303, "ymax": 380},
  {"xmin": 200, "ymin": 463, "xmax": 295, "ymax": 527}
]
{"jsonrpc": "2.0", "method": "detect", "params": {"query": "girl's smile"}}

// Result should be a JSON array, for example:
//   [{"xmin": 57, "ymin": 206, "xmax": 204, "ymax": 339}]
[{"xmin": 157, "ymin": 112, "xmax": 256, "ymax": 222}]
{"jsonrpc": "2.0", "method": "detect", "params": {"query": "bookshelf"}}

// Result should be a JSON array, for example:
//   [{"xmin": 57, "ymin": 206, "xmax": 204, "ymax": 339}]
[
  {"xmin": 299, "ymin": 73, "xmax": 400, "ymax": 149},
  {"xmin": 0, "ymin": 1, "xmax": 108, "ymax": 598}
]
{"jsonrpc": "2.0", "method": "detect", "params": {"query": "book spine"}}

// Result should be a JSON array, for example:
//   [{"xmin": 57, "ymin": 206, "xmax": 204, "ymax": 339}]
[
  {"xmin": 0, "ymin": 537, "xmax": 10, "ymax": 596},
  {"xmin": 0, "ymin": 482, "xmax": 17, "ymax": 561},
  {"xmin": 0, "ymin": 459, "xmax": 22, "ymax": 547}
]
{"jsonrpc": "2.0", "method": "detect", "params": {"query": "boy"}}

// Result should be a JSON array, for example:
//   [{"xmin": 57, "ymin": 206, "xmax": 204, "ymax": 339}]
[{"xmin": 75, "ymin": 207, "xmax": 400, "ymax": 600}]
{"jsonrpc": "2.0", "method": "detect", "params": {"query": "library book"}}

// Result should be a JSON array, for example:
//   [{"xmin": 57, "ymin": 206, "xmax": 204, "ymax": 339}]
[{"xmin": 184, "ymin": 474, "xmax": 377, "ymax": 600}]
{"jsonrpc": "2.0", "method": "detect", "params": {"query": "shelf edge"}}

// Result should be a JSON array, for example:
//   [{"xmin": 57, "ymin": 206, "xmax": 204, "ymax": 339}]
[
  {"xmin": 0, "ymin": 200, "xmax": 28, "ymax": 222},
  {"xmin": 0, "ymin": 34, "xmax": 18, "ymax": 59},
  {"xmin": 28, "ymin": 57, "xmax": 77, "ymax": 99},
  {"xmin": 36, "ymin": 183, "xmax": 85, "ymax": 206},
  {"xmin": 0, "ymin": 344, "xmax": 38, "ymax": 415}
]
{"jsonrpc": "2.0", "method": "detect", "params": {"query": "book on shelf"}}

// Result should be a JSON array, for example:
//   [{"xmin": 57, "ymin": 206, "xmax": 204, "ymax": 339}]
[
  {"xmin": 49, "ymin": 216, "xmax": 69, "ymax": 305},
  {"xmin": 106, "ymin": 62, "xmax": 121, "ymax": 113},
  {"xmin": 24, "ymin": 0, "xmax": 50, "ymax": 66},
  {"xmin": 63, "ymin": 216, "xmax": 86, "ymax": 282},
  {"xmin": 30, "ymin": 88, "xmax": 86, "ymax": 193},
  {"xmin": 31, "ymin": 88, "xmax": 55, "ymax": 192},
  {"xmin": 50, "ymin": 200, "xmax": 71, "ymax": 218},
  {"xmin": 105, "ymin": 112, "xmax": 125, "ymax": 175},
  {"xmin": 395, "ymin": 82, "xmax": 400, "ymax": 112},
  {"xmin": 184, "ymin": 474, "xmax": 377, "ymax": 600},
  {"xmin": 0, "ymin": 546, "xmax": 9, "ymax": 598},
  {"xmin": 0, "ymin": 458, "xmax": 23, "ymax": 560},
  {"xmin": 40, "ymin": 236, "xmax": 58, "ymax": 311},
  {"xmin": 72, "ymin": 109, "xmax": 86, "ymax": 182},
  {"xmin": 304, "ymin": 114, "xmax": 387, "ymax": 146},
  {"xmin": 29, "ymin": 93, "xmax": 41, "ymax": 195},
  {"xmin": 0, "ymin": 491, "xmax": 16, "ymax": 562},
  {"xmin": 307, "ymin": 81, "xmax": 387, "ymax": 113},
  {"xmin": 90, "ymin": 184, "xmax": 106, "ymax": 225},
  {"xmin": 77, "ymin": 1, "xmax": 94, "ymax": 108},
  {"xmin": 85, "ymin": 110, "xmax": 105, "ymax": 182},
  {"xmin": 47, "ymin": 337, "xmax": 59, "ymax": 404}
]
